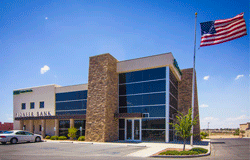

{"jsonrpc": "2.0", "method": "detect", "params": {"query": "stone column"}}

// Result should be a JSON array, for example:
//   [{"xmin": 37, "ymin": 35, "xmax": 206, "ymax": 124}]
[
  {"xmin": 85, "ymin": 53, "xmax": 119, "ymax": 142},
  {"xmin": 69, "ymin": 119, "xmax": 74, "ymax": 140},
  {"xmin": 19, "ymin": 120, "xmax": 24, "ymax": 130},
  {"xmin": 178, "ymin": 68, "xmax": 200, "ymax": 141},
  {"xmin": 41, "ymin": 119, "xmax": 46, "ymax": 138},
  {"xmin": 29, "ymin": 120, "xmax": 34, "ymax": 133},
  {"xmin": 55, "ymin": 119, "xmax": 59, "ymax": 136}
]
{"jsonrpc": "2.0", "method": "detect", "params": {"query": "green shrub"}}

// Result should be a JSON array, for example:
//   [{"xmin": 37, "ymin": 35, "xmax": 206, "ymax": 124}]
[
  {"xmin": 159, "ymin": 149, "xmax": 204, "ymax": 155},
  {"xmin": 200, "ymin": 132, "xmax": 209, "ymax": 139},
  {"xmin": 50, "ymin": 136, "xmax": 59, "ymax": 140},
  {"xmin": 58, "ymin": 136, "xmax": 67, "ymax": 140},
  {"xmin": 45, "ymin": 136, "xmax": 51, "ymax": 139},
  {"xmin": 68, "ymin": 127, "xmax": 78, "ymax": 139},
  {"xmin": 78, "ymin": 136, "xmax": 85, "ymax": 141},
  {"xmin": 190, "ymin": 147, "xmax": 208, "ymax": 154}
]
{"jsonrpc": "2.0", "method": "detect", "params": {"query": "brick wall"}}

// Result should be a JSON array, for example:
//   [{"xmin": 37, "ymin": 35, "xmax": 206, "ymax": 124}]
[
  {"xmin": 85, "ymin": 53, "xmax": 119, "ymax": 142},
  {"xmin": 0, "ymin": 122, "xmax": 13, "ymax": 131},
  {"xmin": 178, "ymin": 68, "xmax": 201, "ymax": 141}
]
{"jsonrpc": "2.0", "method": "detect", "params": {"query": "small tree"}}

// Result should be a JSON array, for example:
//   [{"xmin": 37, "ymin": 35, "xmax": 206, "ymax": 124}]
[
  {"xmin": 170, "ymin": 108, "xmax": 197, "ymax": 151},
  {"xmin": 68, "ymin": 127, "xmax": 78, "ymax": 140},
  {"xmin": 234, "ymin": 128, "xmax": 240, "ymax": 135}
]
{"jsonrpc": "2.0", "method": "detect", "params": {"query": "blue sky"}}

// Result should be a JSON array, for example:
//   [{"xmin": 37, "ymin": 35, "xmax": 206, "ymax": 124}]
[{"xmin": 0, "ymin": 0, "xmax": 249, "ymax": 129}]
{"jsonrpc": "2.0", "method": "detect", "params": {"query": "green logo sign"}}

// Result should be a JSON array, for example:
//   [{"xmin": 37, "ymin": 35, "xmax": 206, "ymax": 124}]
[{"xmin": 13, "ymin": 89, "xmax": 33, "ymax": 95}]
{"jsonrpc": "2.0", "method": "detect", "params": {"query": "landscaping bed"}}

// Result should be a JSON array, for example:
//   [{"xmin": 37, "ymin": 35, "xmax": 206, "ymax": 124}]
[{"xmin": 152, "ymin": 147, "xmax": 209, "ymax": 158}]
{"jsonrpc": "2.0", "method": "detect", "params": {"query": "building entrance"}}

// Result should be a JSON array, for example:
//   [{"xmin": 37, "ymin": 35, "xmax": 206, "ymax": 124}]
[{"xmin": 125, "ymin": 119, "xmax": 141, "ymax": 141}]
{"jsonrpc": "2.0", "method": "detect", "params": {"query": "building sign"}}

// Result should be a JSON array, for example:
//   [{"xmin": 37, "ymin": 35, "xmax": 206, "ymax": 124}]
[
  {"xmin": 15, "ymin": 111, "xmax": 52, "ymax": 118},
  {"xmin": 13, "ymin": 89, "xmax": 33, "ymax": 95},
  {"xmin": 173, "ymin": 59, "xmax": 182, "ymax": 75}
]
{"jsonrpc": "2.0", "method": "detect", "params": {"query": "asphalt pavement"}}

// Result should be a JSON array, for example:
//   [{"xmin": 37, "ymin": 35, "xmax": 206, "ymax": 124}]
[{"xmin": 0, "ymin": 138, "xmax": 249, "ymax": 160}]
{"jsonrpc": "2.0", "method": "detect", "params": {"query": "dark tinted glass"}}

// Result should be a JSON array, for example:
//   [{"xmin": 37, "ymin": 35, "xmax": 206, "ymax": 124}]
[
  {"xmin": 169, "ymin": 130, "xmax": 174, "ymax": 141},
  {"xmin": 119, "ymin": 130, "xmax": 125, "ymax": 140},
  {"xmin": 56, "ymin": 110, "xmax": 86, "ymax": 115},
  {"xmin": 119, "ymin": 70, "xmax": 143, "ymax": 84},
  {"xmin": 142, "ymin": 67, "xmax": 166, "ymax": 81},
  {"xmin": 119, "ymin": 83, "xmax": 143, "ymax": 95},
  {"xmin": 21, "ymin": 103, "xmax": 26, "ymax": 110},
  {"xmin": 170, "ymin": 82, "xmax": 178, "ymax": 99},
  {"xmin": 40, "ymin": 101, "xmax": 44, "ymax": 108},
  {"xmin": 142, "ymin": 80, "xmax": 166, "ymax": 93},
  {"xmin": 169, "ymin": 107, "xmax": 177, "ymax": 119},
  {"xmin": 56, "ymin": 90, "xmax": 88, "ymax": 101},
  {"xmin": 59, "ymin": 130, "xmax": 68, "ymax": 137},
  {"xmin": 119, "ymin": 106, "xmax": 165, "ymax": 117},
  {"xmin": 74, "ymin": 120, "xmax": 86, "ymax": 129},
  {"xmin": 142, "ymin": 130, "xmax": 165, "ymax": 141},
  {"xmin": 142, "ymin": 118, "xmax": 165, "ymax": 129},
  {"xmin": 30, "ymin": 102, "xmax": 35, "ymax": 109},
  {"xmin": 59, "ymin": 120, "xmax": 70, "ymax": 128},
  {"xmin": 170, "ymin": 69, "xmax": 178, "ymax": 87},
  {"xmin": 119, "ymin": 119, "xmax": 125, "ymax": 129},
  {"xmin": 56, "ymin": 100, "xmax": 87, "ymax": 110},
  {"xmin": 119, "ymin": 95, "xmax": 143, "ymax": 106},
  {"xmin": 169, "ymin": 94, "xmax": 177, "ymax": 109},
  {"xmin": 143, "ymin": 93, "xmax": 165, "ymax": 105}
]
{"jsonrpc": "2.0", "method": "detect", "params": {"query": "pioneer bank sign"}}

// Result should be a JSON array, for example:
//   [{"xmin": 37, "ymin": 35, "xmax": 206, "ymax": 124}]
[{"xmin": 15, "ymin": 111, "xmax": 52, "ymax": 118}]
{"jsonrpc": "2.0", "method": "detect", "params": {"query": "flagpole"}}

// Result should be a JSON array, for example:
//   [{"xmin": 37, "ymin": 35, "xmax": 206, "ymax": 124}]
[{"xmin": 190, "ymin": 12, "xmax": 197, "ymax": 147}]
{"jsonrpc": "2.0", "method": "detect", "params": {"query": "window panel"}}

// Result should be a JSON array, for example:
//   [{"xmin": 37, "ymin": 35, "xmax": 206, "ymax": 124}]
[
  {"xmin": 142, "ymin": 67, "xmax": 166, "ymax": 81},
  {"xmin": 59, "ymin": 120, "xmax": 70, "ymax": 128},
  {"xmin": 74, "ymin": 120, "xmax": 86, "ymax": 129},
  {"xmin": 39, "ymin": 101, "xmax": 44, "ymax": 108},
  {"xmin": 56, "ymin": 100, "xmax": 87, "ymax": 111},
  {"xmin": 142, "ymin": 130, "xmax": 165, "ymax": 141},
  {"xmin": 142, "ymin": 118, "xmax": 165, "ymax": 129},
  {"xmin": 56, "ymin": 90, "xmax": 88, "ymax": 101},
  {"xmin": 142, "ymin": 80, "xmax": 166, "ymax": 93},
  {"xmin": 21, "ymin": 103, "xmax": 26, "ymax": 110},
  {"xmin": 119, "ymin": 71, "xmax": 143, "ymax": 84},
  {"xmin": 169, "ymin": 94, "xmax": 177, "ymax": 109},
  {"xmin": 170, "ymin": 82, "xmax": 178, "ymax": 99},
  {"xmin": 119, "ymin": 119, "xmax": 125, "ymax": 129},
  {"xmin": 143, "ymin": 93, "xmax": 165, "ymax": 105},
  {"xmin": 30, "ymin": 102, "xmax": 35, "ymax": 109},
  {"xmin": 56, "ymin": 110, "xmax": 86, "ymax": 115},
  {"xmin": 169, "ymin": 107, "xmax": 177, "ymax": 119},
  {"xmin": 170, "ymin": 69, "xmax": 178, "ymax": 87},
  {"xmin": 119, "ymin": 130, "xmax": 125, "ymax": 140},
  {"xmin": 119, "ymin": 95, "xmax": 143, "ymax": 106}
]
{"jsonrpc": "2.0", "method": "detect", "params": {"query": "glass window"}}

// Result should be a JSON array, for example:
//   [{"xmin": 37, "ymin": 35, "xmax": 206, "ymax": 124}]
[
  {"xmin": 142, "ymin": 80, "xmax": 166, "ymax": 93},
  {"xmin": 119, "ymin": 71, "xmax": 143, "ymax": 84},
  {"xmin": 119, "ymin": 95, "xmax": 143, "ymax": 106},
  {"xmin": 56, "ymin": 90, "xmax": 88, "ymax": 101},
  {"xmin": 169, "ymin": 95, "xmax": 177, "ymax": 109},
  {"xmin": 74, "ymin": 120, "xmax": 86, "ymax": 129},
  {"xmin": 142, "ymin": 67, "xmax": 166, "ymax": 81},
  {"xmin": 21, "ymin": 103, "xmax": 26, "ymax": 110},
  {"xmin": 40, "ymin": 101, "xmax": 44, "ymax": 108},
  {"xmin": 56, "ymin": 100, "xmax": 87, "ymax": 111},
  {"xmin": 142, "ymin": 118, "xmax": 165, "ymax": 129},
  {"xmin": 39, "ymin": 125, "xmax": 42, "ymax": 131},
  {"xmin": 119, "ymin": 130, "xmax": 125, "ymax": 140},
  {"xmin": 119, "ymin": 83, "xmax": 143, "ymax": 95},
  {"xmin": 56, "ymin": 110, "xmax": 86, "ymax": 115},
  {"xmin": 142, "ymin": 130, "xmax": 165, "ymax": 141},
  {"xmin": 169, "ymin": 107, "xmax": 177, "ymax": 119},
  {"xmin": 30, "ymin": 102, "xmax": 35, "ymax": 109},
  {"xmin": 119, "ymin": 106, "xmax": 165, "ymax": 118},
  {"xmin": 143, "ymin": 93, "xmax": 165, "ymax": 105},
  {"xmin": 170, "ymin": 69, "xmax": 178, "ymax": 88},
  {"xmin": 59, "ymin": 120, "xmax": 70, "ymax": 128},
  {"xmin": 119, "ymin": 119, "xmax": 125, "ymax": 129}
]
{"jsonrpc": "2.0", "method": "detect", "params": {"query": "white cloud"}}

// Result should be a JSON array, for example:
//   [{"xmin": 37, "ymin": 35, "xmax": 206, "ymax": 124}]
[
  {"xmin": 200, "ymin": 104, "xmax": 209, "ymax": 108},
  {"xmin": 203, "ymin": 76, "xmax": 210, "ymax": 80},
  {"xmin": 235, "ymin": 74, "xmax": 244, "ymax": 80},
  {"xmin": 41, "ymin": 65, "xmax": 50, "ymax": 74},
  {"xmin": 225, "ymin": 115, "xmax": 249, "ymax": 122},
  {"xmin": 45, "ymin": 17, "xmax": 48, "ymax": 20},
  {"xmin": 201, "ymin": 117, "xmax": 219, "ymax": 122}
]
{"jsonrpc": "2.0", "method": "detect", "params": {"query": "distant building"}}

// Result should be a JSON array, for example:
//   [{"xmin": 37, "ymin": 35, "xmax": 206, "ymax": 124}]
[
  {"xmin": 13, "ymin": 52, "xmax": 200, "ymax": 142},
  {"xmin": 0, "ymin": 122, "xmax": 13, "ymax": 131},
  {"xmin": 240, "ymin": 122, "xmax": 250, "ymax": 137}
]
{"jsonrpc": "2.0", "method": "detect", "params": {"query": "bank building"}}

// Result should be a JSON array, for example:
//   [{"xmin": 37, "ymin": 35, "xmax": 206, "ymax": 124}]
[{"xmin": 13, "ymin": 52, "xmax": 200, "ymax": 142}]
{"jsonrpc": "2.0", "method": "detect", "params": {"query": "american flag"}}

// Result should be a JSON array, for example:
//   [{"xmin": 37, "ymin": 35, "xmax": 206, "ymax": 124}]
[{"xmin": 200, "ymin": 13, "xmax": 247, "ymax": 47}]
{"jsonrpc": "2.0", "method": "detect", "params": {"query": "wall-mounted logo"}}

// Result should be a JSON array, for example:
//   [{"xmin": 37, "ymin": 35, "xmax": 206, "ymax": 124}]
[
  {"xmin": 13, "ymin": 89, "xmax": 33, "ymax": 95},
  {"xmin": 173, "ymin": 59, "xmax": 182, "ymax": 75},
  {"xmin": 15, "ymin": 111, "xmax": 52, "ymax": 118}
]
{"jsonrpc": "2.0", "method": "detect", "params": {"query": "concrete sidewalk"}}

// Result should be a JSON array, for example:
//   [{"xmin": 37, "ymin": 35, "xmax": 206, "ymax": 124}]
[{"xmin": 44, "ymin": 139, "xmax": 210, "ymax": 157}]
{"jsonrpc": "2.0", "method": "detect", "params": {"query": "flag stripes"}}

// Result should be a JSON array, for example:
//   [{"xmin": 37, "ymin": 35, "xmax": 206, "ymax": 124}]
[{"xmin": 200, "ymin": 13, "xmax": 247, "ymax": 47}]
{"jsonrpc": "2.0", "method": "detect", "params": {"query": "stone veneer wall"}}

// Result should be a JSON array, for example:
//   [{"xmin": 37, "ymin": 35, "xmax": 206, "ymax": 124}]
[
  {"xmin": 85, "ymin": 53, "xmax": 119, "ymax": 142},
  {"xmin": 178, "ymin": 68, "xmax": 200, "ymax": 141}
]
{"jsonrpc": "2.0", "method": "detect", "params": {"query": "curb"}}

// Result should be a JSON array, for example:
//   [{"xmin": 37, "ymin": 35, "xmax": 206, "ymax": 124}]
[{"xmin": 150, "ymin": 141, "xmax": 211, "ymax": 158}]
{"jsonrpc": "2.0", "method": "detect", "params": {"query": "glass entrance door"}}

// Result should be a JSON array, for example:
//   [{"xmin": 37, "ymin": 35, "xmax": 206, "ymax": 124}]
[{"xmin": 125, "ymin": 119, "xmax": 141, "ymax": 141}]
